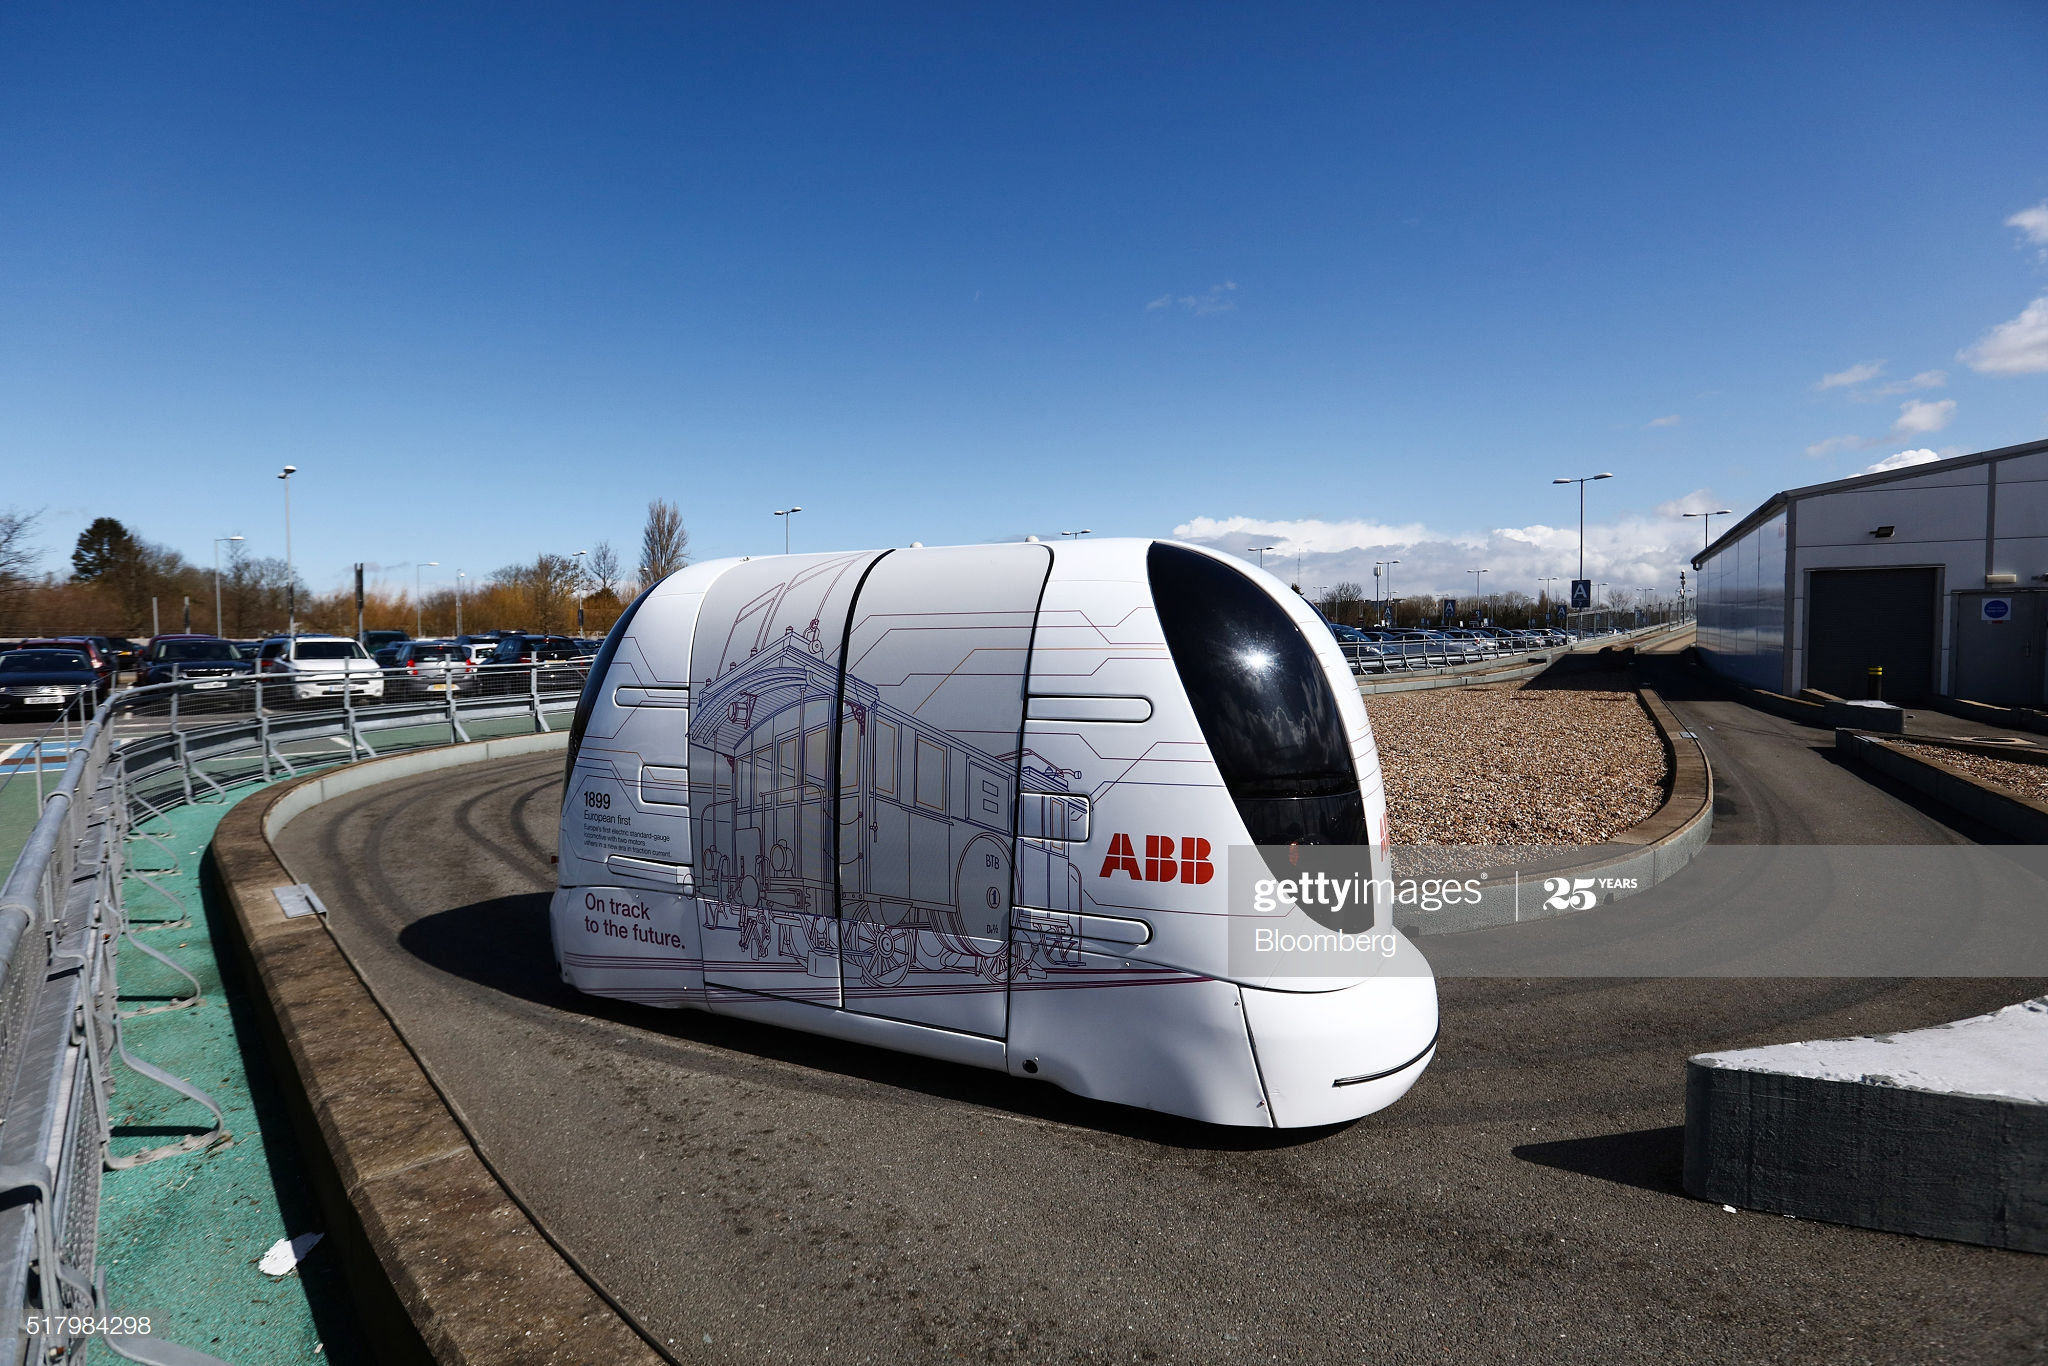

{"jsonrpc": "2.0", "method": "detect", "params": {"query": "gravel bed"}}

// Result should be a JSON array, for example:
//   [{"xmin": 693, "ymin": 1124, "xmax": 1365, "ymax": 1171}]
[
  {"xmin": 1365, "ymin": 681, "xmax": 1667, "ymax": 846},
  {"xmin": 1897, "ymin": 743, "xmax": 2048, "ymax": 803}
]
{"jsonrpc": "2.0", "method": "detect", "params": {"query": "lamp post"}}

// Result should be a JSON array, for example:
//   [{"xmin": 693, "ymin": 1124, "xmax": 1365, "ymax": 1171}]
[
  {"xmin": 774, "ymin": 507, "xmax": 802, "ymax": 555},
  {"xmin": 1551, "ymin": 472, "xmax": 1614, "ymax": 581},
  {"xmin": 1383, "ymin": 559, "xmax": 1400, "ymax": 625},
  {"xmin": 213, "ymin": 535, "xmax": 243, "ymax": 635},
  {"xmin": 455, "ymin": 571, "xmax": 466, "ymax": 637},
  {"xmin": 415, "ymin": 562, "xmax": 439, "ymax": 638},
  {"xmin": 1248, "ymin": 544, "xmax": 1276, "ymax": 570},
  {"xmin": 1469, "ymin": 568, "xmax": 1487, "ymax": 623},
  {"xmin": 1060, "ymin": 529, "xmax": 1092, "ymax": 540},
  {"xmin": 278, "ymin": 466, "xmax": 297, "ymax": 636},
  {"xmin": 1683, "ymin": 508, "xmax": 1733, "ymax": 552},
  {"xmin": 572, "ymin": 550, "xmax": 587, "ymax": 634}
]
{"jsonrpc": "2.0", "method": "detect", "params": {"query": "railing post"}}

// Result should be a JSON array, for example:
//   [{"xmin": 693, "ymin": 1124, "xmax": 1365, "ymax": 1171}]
[
  {"xmin": 446, "ymin": 667, "xmax": 470, "ymax": 744},
  {"xmin": 529, "ymin": 661, "xmax": 545, "ymax": 733}
]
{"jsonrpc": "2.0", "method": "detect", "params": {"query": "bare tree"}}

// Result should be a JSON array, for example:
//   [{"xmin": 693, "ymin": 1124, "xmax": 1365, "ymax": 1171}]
[
  {"xmin": 0, "ymin": 507, "xmax": 42, "ymax": 633},
  {"xmin": 493, "ymin": 553, "xmax": 587, "ymax": 634},
  {"xmin": 1322, "ymin": 581, "xmax": 1366, "ymax": 626},
  {"xmin": 638, "ymin": 499, "xmax": 688, "ymax": 588},
  {"xmin": 588, "ymin": 541, "xmax": 621, "ymax": 597}
]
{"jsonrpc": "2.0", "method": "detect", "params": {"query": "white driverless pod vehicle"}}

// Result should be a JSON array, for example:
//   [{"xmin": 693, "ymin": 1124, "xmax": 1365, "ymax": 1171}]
[{"xmin": 552, "ymin": 539, "xmax": 1438, "ymax": 1128}]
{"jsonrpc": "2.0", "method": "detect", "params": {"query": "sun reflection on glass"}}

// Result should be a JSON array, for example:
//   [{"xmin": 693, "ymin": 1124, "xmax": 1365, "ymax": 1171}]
[{"xmin": 1240, "ymin": 649, "xmax": 1274, "ymax": 672}]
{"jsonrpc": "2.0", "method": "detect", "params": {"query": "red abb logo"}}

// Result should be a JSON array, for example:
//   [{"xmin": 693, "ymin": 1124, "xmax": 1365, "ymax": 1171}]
[{"xmin": 1098, "ymin": 834, "xmax": 1214, "ymax": 885}]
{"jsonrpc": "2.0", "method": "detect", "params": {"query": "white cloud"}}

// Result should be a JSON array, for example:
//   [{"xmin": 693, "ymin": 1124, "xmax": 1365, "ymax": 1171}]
[
  {"xmin": 1646, "ymin": 414, "xmax": 1681, "ymax": 428},
  {"xmin": 1805, "ymin": 433, "xmax": 1862, "ymax": 458},
  {"xmin": 1653, "ymin": 489, "xmax": 1726, "ymax": 517},
  {"xmin": 1817, "ymin": 360, "xmax": 1884, "ymax": 390},
  {"xmin": 1873, "ymin": 369, "xmax": 1947, "ymax": 395},
  {"xmin": 1863, "ymin": 449, "xmax": 1943, "ymax": 474},
  {"xmin": 1960, "ymin": 296, "xmax": 2048, "ymax": 376},
  {"xmin": 1150, "ymin": 282, "xmax": 1239, "ymax": 316},
  {"xmin": 2010, "ymin": 202, "xmax": 2048, "ymax": 253},
  {"xmin": 1889, "ymin": 397, "xmax": 1956, "ymax": 438},
  {"xmin": 1172, "ymin": 504, "xmax": 1712, "ymax": 599},
  {"xmin": 1172, "ymin": 514, "xmax": 1438, "ymax": 554}
]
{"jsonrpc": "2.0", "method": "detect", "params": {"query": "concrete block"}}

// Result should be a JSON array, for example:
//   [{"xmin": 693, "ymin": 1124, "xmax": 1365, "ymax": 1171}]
[
  {"xmin": 1685, "ymin": 998, "xmax": 2048, "ymax": 1253},
  {"xmin": 1824, "ymin": 697, "xmax": 1905, "ymax": 732}
]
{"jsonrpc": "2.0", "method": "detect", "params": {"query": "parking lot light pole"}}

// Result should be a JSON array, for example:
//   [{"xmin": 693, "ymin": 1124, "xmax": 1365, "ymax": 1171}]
[
  {"xmin": 572, "ymin": 550, "xmax": 587, "ymax": 634},
  {"xmin": 1470, "ymin": 569, "xmax": 1487, "ymax": 622},
  {"xmin": 775, "ymin": 507, "xmax": 802, "ymax": 555},
  {"xmin": 455, "ymin": 571, "xmax": 465, "ymax": 637},
  {"xmin": 1683, "ymin": 508, "xmax": 1733, "ymax": 552},
  {"xmin": 415, "ymin": 562, "xmax": 439, "ymax": 637},
  {"xmin": 213, "ymin": 535, "xmax": 243, "ymax": 635},
  {"xmin": 1385, "ymin": 559, "xmax": 1400, "ymax": 625},
  {"xmin": 1552, "ymin": 472, "xmax": 1613, "ymax": 581},
  {"xmin": 1248, "ymin": 545, "xmax": 1276, "ymax": 570},
  {"xmin": 279, "ymin": 466, "xmax": 297, "ymax": 636}
]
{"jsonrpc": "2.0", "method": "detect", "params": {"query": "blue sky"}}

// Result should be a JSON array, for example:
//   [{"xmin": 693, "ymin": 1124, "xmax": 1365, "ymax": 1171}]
[{"xmin": 4, "ymin": 3, "xmax": 2046, "ymax": 602}]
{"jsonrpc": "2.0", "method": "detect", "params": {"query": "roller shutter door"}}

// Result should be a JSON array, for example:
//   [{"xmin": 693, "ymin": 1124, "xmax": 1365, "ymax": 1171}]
[{"xmin": 1805, "ymin": 568, "xmax": 1936, "ymax": 702}]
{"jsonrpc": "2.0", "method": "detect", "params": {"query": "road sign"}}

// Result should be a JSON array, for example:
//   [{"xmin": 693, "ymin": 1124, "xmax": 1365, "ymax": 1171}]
[
  {"xmin": 1442, "ymin": 598, "xmax": 1456, "ymax": 622},
  {"xmin": 1983, "ymin": 596, "xmax": 2013, "ymax": 623},
  {"xmin": 1570, "ymin": 579, "xmax": 1592, "ymax": 610}
]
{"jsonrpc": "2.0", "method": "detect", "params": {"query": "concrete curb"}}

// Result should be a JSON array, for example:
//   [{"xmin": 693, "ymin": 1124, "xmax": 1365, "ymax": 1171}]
[
  {"xmin": 1397, "ymin": 685, "xmax": 1713, "ymax": 935},
  {"xmin": 1684, "ymin": 999, "xmax": 2048, "ymax": 1253},
  {"xmin": 208, "ymin": 734, "xmax": 669, "ymax": 1366},
  {"xmin": 1835, "ymin": 730, "xmax": 2048, "ymax": 844}
]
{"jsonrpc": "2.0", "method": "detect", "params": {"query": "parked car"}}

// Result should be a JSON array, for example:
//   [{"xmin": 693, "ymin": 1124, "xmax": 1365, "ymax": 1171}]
[
  {"xmin": 383, "ymin": 640, "xmax": 478, "ymax": 698},
  {"xmin": 363, "ymin": 629, "xmax": 411, "ymax": 656},
  {"xmin": 19, "ymin": 636, "xmax": 115, "ymax": 696},
  {"xmin": 0, "ymin": 648, "xmax": 100, "ymax": 719},
  {"xmin": 253, "ymin": 634, "xmax": 385, "ymax": 703},
  {"xmin": 483, "ymin": 633, "xmax": 586, "ymax": 692},
  {"xmin": 95, "ymin": 636, "xmax": 142, "ymax": 673},
  {"xmin": 138, "ymin": 634, "xmax": 256, "ymax": 690}
]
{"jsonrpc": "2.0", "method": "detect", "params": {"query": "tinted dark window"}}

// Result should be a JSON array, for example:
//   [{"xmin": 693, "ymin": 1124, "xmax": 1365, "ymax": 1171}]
[
  {"xmin": 565, "ymin": 586, "xmax": 656, "ymax": 792},
  {"xmin": 1147, "ymin": 542, "xmax": 1365, "ymax": 846}
]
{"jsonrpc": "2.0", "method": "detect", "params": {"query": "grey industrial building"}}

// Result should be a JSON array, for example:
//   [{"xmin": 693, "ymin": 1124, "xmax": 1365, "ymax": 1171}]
[{"xmin": 1692, "ymin": 435, "xmax": 2048, "ymax": 707}]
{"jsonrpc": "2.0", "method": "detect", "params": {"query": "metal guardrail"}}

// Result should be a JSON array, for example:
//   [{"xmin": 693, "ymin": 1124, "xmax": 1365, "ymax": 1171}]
[{"xmin": 0, "ymin": 661, "xmax": 588, "ymax": 1363}]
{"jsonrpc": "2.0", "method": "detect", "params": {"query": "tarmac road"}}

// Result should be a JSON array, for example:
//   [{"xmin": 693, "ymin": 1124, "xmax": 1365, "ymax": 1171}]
[{"xmin": 276, "ymin": 721, "xmax": 2048, "ymax": 1365}]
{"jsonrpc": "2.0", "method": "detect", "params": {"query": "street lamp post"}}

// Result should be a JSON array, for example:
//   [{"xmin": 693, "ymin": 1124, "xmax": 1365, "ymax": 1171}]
[
  {"xmin": 455, "ymin": 571, "xmax": 465, "ymax": 637},
  {"xmin": 1059, "ymin": 529, "xmax": 1092, "ymax": 540},
  {"xmin": 415, "ymin": 562, "xmax": 439, "ymax": 638},
  {"xmin": 1469, "ymin": 568, "xmax": 1487, "ymax": 622},
  {"xmin": 1247, "ymin": 544, "xmax": 1276, "ymax": 570},
  {"xmin": 213, "ymin": 535, "xmax": 244, "ymax": 635},
  {"xmin": 1384, "ymin": 559, "xmax": 1400, "ymax": 625},
  {"xmin": 1551, "ymin": 472, "xmax": 1614, "ymax": 582},
  {"xmin": 1682, "ymin": 508, "xmax": 1734, "ymax": 552},
  {"xmin": 774, "ymin": 507, "xmax": 802, "ymax": 555},
  {"xmin": 572, "ymin": 550, "xmax": 587, "ymax": 634},
  {"xmin": 278, "ymin": 466, "xmax": 298, "ymax": 636}
]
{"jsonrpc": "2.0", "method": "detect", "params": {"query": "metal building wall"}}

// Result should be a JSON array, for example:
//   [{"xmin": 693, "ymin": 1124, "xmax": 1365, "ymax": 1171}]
[{"xmin": 1696, "ymin": 509, "xmax": 1786, "ymax": 691}]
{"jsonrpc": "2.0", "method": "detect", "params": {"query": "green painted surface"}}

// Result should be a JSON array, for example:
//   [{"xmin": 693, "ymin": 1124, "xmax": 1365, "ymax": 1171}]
[
  {"xmin": 0, "ymin": 766, "xmax": 42, "ymax": 874},
  {"xmin": 91, "ymin": 784, "xmax": 367, "ymax": 1364}
]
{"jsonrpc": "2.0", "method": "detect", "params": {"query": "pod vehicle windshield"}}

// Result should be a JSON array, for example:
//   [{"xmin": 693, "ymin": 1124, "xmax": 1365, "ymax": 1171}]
[{"xmin": 554, "ymin": 539, "xmax": 1437, "ymax": 1127}]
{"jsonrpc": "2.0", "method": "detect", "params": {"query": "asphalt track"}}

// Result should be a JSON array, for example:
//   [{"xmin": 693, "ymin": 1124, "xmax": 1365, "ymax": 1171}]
[{"xmin": 275, "ymin": 673, "xmax": 2048, "ymax": 1366}]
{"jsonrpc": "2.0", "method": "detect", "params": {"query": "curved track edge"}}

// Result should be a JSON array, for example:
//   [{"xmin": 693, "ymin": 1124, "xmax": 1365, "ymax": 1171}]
[{"xmin": 209, "ymin": 733, "xmax": 672, "ymax": 1366}]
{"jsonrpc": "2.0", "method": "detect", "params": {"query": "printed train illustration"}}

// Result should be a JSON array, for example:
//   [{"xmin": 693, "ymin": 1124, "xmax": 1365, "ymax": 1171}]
[{"xmin": 553, "ymin": 538, "xmax": 1438, "ymax": 1127}]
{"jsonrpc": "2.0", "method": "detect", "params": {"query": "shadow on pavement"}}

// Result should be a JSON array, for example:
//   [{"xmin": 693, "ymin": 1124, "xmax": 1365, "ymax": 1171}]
[
  {"xmin": 1513, "ymin": 1125, "xmax": 1687, "ymax": 1197},
  {"xmin": 396, "ymin": 894, "xmax": 1349, "ymax": 1152}
]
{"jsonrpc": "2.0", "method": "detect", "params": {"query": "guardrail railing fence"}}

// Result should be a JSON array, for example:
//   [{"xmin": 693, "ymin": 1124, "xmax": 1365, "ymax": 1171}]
[{"xmin": 0, "ymin": 659, "xmax": 589, "ymax": 1362}]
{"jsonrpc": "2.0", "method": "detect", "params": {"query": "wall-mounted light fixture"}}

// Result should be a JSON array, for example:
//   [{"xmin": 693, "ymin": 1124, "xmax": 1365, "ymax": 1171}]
[{"xmin": 1871, "ymin": 525, "xmax": 1895, "ymax": 538}]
